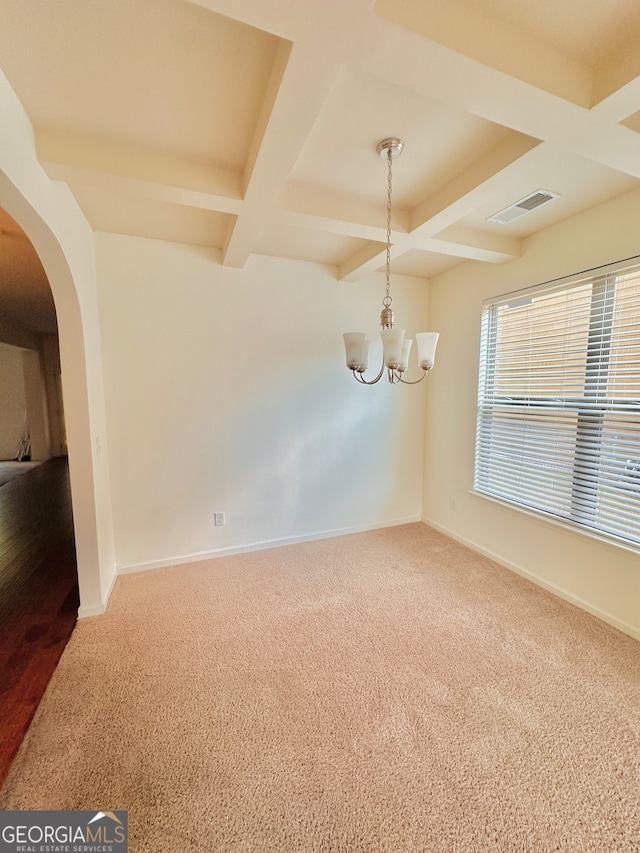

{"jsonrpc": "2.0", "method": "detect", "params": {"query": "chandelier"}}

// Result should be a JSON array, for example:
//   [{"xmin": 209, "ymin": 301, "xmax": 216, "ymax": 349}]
[{"xmin": 343, "ymin": 138, "xmax": 439, "ymax": 385}]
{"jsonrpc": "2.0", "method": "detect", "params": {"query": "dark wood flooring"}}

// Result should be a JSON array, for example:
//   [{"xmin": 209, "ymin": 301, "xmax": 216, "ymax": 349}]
[{"xmin": 0, "ymin": 458, "xmax": 78, "ymax": 786}]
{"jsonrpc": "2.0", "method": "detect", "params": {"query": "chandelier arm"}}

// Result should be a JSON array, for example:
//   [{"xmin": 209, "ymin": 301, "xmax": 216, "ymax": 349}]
[
  {"xmin": 397, "ymin": 369, "xmax": 429, "ymax": 385},
  {"xmin": 352, "ymin": 359, "xmax": 386, "ymax": 385}
]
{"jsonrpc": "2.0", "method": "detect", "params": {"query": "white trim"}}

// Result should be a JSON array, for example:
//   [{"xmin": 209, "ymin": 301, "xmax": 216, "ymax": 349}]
[
  {"xmin": 470, "ymin": 489, "xmax": 640, "ymax": 557},
  {"xmin": 116, "ymin": 516, "xmax": 422, "ymax": 576},
  {"xmin": 482, "ymin": 253, "xmax": 640, "ymax": 306},
  {"xmin": 420, "ymin": 516, "xmax": 640, "ymax": 642},
  {"xmin": 78, "ymin": 602, "xmax": 106, "ymax": 618},
  {"xmin": 78, "ymin": 563, "xmax": 117, "ymax": 618}
]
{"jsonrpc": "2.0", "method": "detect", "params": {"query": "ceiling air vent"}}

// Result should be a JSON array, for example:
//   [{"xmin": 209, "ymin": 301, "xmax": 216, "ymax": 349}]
[{"xmin": 487, "ymin": 190, "xmax": 560, "ymax": 225}]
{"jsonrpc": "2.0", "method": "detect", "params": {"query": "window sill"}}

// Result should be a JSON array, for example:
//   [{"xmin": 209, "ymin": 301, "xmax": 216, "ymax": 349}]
[{"xmin": 469, "ymin": 489, "xmax": 640, "ymax": 558}]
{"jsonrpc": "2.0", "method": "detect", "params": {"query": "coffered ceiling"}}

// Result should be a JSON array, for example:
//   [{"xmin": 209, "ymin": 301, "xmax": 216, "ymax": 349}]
[{"xmin": 2, "ymin": 0, "xmax": 640, "ymax": 332}]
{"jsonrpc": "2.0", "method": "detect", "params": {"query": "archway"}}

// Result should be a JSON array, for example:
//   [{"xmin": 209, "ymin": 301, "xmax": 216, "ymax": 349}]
[{"xmin": 0, "ymin": 70, "xmax": 115, "ymax": 615}]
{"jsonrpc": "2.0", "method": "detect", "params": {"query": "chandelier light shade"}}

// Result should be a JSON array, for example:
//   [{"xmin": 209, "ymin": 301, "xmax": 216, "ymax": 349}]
[{"xmin": 343, "ymin": 138, "xmax": 439, "ymax": 385}]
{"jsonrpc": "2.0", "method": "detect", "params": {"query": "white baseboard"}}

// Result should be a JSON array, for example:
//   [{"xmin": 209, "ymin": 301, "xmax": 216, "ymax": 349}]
[
  {"xmin": 116, "ymin": 515, "xmax": 422, "ymax": 576},
  {"xmin": 77, "ymin": 565, "xmax": 118, "ymax": 619},
  {"xmin": 421, "ymin": 516, "xmax": 640, "ymax": 642},
  {"xmin": 78, "ymin": 602, "xmax": 106, "ymax": 619}
]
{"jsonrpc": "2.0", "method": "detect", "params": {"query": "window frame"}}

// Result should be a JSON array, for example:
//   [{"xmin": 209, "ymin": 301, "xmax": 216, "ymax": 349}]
[{"xmin": 474, "ymin": 256, "xmax": 640, "ymax": 551}]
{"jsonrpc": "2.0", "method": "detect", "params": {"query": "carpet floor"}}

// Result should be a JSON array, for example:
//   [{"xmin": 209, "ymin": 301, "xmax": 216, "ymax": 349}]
[{"xmin": 1, "ymin": 523, "xmax": 638, "ymax": 852}]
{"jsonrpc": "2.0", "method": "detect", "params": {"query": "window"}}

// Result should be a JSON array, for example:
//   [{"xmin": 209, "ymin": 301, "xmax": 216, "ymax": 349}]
[{"xmin": 475, "ymin": 257, "xmax": 640, "ymax": 548}]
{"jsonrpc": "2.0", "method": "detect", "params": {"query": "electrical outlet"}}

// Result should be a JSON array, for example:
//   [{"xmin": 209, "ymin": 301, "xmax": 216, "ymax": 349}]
[
  {"xmin": 448, "ymin": 498, "xmax": 457, "ymax": 511},
  {"xmin": 214, "ymin": 512, "xmax": 225, "ymax": 526}
]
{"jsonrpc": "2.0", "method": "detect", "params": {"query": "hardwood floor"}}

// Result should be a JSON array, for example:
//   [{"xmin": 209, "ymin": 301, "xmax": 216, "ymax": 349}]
[{"xmin": 0, "ymin": 458, "xmax": 78, "ymax": 786}]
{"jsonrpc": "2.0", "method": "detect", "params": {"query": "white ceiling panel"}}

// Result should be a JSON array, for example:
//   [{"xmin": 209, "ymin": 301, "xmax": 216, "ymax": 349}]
[
  {"xmin": 0, "ymin": 0, "xmax": 281, "ymax": 170},
  {"xmin": 389, "ymin": 250, "xmax": 466, "ymax": 280},
  {"xmin": 288, "ymin": 67, "xmax": 511, "ymax": 211},
  {"xmin": 465, "ymin": 0, "xmax": 640, "ymax": 64}
]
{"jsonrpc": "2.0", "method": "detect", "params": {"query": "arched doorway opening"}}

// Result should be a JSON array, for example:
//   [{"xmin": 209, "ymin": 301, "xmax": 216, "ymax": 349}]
[
  {"xmin": 0, "ymin": 348, "xmax": 78, "ymax": 782},
  {"xmin": 0, "ymin": 71, "xmax": 115, "ymax": 618},
  {"xmin": 0, "ymin": 207, "xmax": 66, "ymax": 465}
]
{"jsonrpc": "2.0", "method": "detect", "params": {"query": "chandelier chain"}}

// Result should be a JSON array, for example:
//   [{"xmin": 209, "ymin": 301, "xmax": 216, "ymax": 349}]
[
  {"xmin": 342, "ymin": 137, "xmax": 438, "ymax": 386},
  {"xmin": 384, "ymin": 149, "xmax": 392, "ymax": 308}
]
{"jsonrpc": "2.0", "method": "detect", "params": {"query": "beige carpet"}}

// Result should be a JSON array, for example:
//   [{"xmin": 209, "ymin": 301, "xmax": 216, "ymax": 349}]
[{"xmin": 1, "ymin": 523, "xmax": 639, "ymax": 852}]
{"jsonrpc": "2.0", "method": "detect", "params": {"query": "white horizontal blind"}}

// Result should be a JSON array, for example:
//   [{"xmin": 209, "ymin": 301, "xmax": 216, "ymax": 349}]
[{"xmin": 475, "ymin": 259, "xmax": 640, "ymax": 547}]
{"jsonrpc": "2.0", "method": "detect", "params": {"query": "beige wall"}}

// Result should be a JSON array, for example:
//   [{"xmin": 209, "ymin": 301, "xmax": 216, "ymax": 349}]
[
  {"xmin": 423, "ymin": 187, "xmax": 640, "ymax": 640},
  {"xmin": 22, "ymin": 348, "xmax": 50, "ymax": 460},
  {"xmin": 95, "ymin": 233, "xmax": 431, "ymax": 570},
  {"xmin": 0, "ymin": 337, "xmax": 57, "ymax": 464},
  {"xmin": 0, "ymin": 337, "xmax": 65, "ymax": 467},
  {"xmin": 0, "ymin": 343, "xmax": 27, "ymax": 459},
  {"xmin": 42, "ymin": 334, "xmax": 66, "ymax": 457}
]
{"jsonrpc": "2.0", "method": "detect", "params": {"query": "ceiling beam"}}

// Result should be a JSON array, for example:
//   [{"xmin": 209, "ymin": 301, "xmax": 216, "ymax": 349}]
[
  {"xmin": 36, "ymin": 132, "xmax": 243, "ymax": 214},
  {"xmin": 429, "ymin": 224, "xmax": 521, "ymax": 263},
  {"xmin": 40, "ymin": 161, "xmax": 244, "ymax": 215},
  {"xmin": 564, "ymin": 123, "xmax": 640, "ymax": 181},
  {"xmin": 373, "ymin": 0, "xmax": 593, "ymax": 108},
  {"xmin": 221, "ymin": 38, "xmax": 341, "ymax": 268},
  {"xmin": 338, "ymin": 241, "xmax": 390, "ymax": 282},
  {"xmin": 277, "ymin": 184, "xmax": 410, "ymax": 241}
]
